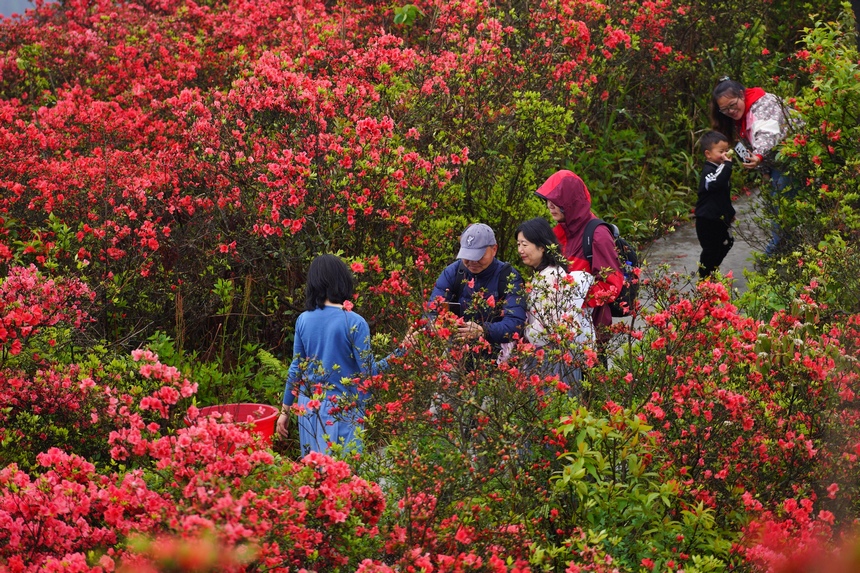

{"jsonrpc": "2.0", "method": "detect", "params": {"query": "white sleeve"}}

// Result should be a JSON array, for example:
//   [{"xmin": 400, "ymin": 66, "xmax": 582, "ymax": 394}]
[
  {"xmin": 564, "ymin": 271, "xmax": 595, "ymax": 345},
  {"xmin": 525, "ymin": 268, "xmax": 595, "ymax": 346}
]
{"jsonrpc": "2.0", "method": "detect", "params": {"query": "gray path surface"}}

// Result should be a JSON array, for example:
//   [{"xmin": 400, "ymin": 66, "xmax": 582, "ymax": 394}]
[{"xmin": 637, "ymin": 191, "xmax": 767, "ymax": 296}]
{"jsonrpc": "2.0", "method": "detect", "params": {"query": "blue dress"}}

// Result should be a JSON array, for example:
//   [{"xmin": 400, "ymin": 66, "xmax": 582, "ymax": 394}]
[{"xmin": 283, "ymin": 305, "xmax": 386, "ymax": 455}]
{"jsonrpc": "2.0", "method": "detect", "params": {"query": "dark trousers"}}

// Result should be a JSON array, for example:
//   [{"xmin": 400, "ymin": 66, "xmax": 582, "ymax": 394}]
[{"xmin": 695, "ymin": 217, "xmax": 733, "ymax": 279}]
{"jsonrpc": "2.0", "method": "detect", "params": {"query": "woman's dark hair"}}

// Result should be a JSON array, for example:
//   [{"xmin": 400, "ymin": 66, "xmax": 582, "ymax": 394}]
[
  {"xmin": 709, "ymin": 76, "xmax": 746, "ymax": 141},
  {"xmin": 305, "ymin": 254, "xmax": 354, "ymax": 311},
  {"xmin": 515, "ymin": 217, "xmax": 566, "ymax": 271}
]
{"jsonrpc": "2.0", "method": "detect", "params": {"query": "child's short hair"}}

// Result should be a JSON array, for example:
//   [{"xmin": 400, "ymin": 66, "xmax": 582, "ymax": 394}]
[{"xmin": 700, "ymin": 130, "xmax": 729, "ymax": 154}]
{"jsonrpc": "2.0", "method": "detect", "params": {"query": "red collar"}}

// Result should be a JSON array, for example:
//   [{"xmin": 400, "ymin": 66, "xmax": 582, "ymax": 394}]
[{"xmin": 739, "ymin": 87, "xmax": 767, "ymax": 135}]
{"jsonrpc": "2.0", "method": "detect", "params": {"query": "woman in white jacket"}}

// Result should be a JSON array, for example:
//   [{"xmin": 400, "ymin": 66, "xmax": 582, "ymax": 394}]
[
  {"xmin": 515, "ymin": 217, "xmax": 594, "ymax": 393},
  {"xmin": 709, "ymin": 76, "xmax": 803, "ymax": 254}
]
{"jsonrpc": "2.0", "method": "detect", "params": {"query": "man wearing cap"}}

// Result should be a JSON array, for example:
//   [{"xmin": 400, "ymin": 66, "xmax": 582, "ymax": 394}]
[{"xmin": 428, "ymin": 223, "xmax": 526, "ymax": 353}]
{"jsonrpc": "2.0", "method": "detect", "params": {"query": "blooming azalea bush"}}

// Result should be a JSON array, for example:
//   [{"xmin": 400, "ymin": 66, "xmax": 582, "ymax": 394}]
[
  {"xmin": 1, "ymin": 344, "xmax": 387, "ymax": 572},
  {"xmin": 608, "ymin": 273, "xmax": 860, "ymax": 507},
  {"xmin": 2, "ymin": 1, "xmax": 860, "ymax": 571},
  {"xmin": 355, "ymin": 269, "xmax": 860, "ymax": 571},
  {"xmin": 589, "ymin": 274, "xmax": 860, "ymax": 570},
  {"xmin": 0, "ymin": 0, "xmax": 466, "ymax": 352},
  {"xmin": 743, "ymin": 502, "xmax": 860, "ymax": 573},
  {"xmin": 743, "ymin": 8, "xmax": 860, "ymax": 318},
  {"xmin": 1, "ymin": 0, "xmax": 844, "ymax": 357},
  {"xmin": 0, "ymin": 437, "xmax": 388, "ymax": 572},
  {"xmin": 0, "ymin": 265, "xmax": 103, "ymax": 470},
  {"xmin": 0, "ymin": 359, "xmax": 118, "ymax": 472},
  {"xmin": 0, "ymin": 264, "xmax": 93, "ymax": 365}
]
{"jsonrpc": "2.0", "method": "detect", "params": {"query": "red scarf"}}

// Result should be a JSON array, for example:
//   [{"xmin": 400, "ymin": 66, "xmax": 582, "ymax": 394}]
[{"xmin": 738, "ymin": 87, "xmax": 767, "ymax": 138}]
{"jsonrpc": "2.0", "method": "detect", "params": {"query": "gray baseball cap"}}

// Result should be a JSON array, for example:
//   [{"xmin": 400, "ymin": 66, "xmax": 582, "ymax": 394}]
[{"xmin": 457, "ymin": 223, "xmax": 496, "ymax": 260}]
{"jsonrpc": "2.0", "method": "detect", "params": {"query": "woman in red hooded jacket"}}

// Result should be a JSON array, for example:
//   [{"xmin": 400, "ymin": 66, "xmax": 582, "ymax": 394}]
[{"xmin": 534, "ymin": 170, "xmax": 623, "ymax": 332}]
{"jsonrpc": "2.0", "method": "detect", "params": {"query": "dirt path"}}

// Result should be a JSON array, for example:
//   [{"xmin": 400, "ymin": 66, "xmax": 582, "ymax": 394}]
[{"xmin": 638, "ymin": 191, "xmax": 767, "ymax": 296}]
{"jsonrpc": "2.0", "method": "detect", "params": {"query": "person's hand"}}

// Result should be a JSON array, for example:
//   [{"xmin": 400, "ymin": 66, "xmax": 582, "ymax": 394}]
[
  {"xmin": 743, "ymin": 154, "xmax": 762, "ymax": 169},
  {"xmin": 402, "ymin": 326, "xmax": 418, "ymax": 347},
  {"xmin": 457, "ymin": 321, "xmax": 483, "ymax": 340},
  {"xmin": 721, "ymin": 150, "xmax": 734, "ymax": 163},
  {"xmin": 276, "ymin": 410, "xmax": 290, "ymax": 439}
]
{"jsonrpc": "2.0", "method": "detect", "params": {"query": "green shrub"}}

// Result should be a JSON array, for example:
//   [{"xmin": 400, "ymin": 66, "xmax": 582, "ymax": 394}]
[
  {"xmin": 566, "ymin": 124, "xmax": 695, "ymax": 244},
  {"xmin": 531, "ymin": 405, "xmax": 733, "ymax": 572},
  {"xmin": 741, "ymin": 6, "xmax": 860, "ymax": 316}
]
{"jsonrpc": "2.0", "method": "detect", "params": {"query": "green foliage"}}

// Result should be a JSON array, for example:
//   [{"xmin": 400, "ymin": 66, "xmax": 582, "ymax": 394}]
[
  {"xmin": 14, "ymin": 43, "xmax": 56, "ymax": 99},
  {"xmin": 742, "ymin": 6, "xmax": 860, "ymax": 316},
  {"xmin": 778, "ymin": 7, "xmax": 860, "ymax": 236},
  {"xmin": 468, "ymin": 90, "xmax": 578, "ymax": 258},
  {"xmin": 530, "ymin": 405, "xmax": 733, "ymax": 572},
  {"xmin": 740, "ymin": 237, "xmax": 860, "ymax": 319},
  {"xmin": 566, "ymin": 125, "xmax": 694, "ymax": 244},
  {"xmin": 145, "ymin": 331, "xmax": 286, "ymax": 406},
  {"xmin": 393, "ymin": 4, "xmax": 423, "ymax": 26}
]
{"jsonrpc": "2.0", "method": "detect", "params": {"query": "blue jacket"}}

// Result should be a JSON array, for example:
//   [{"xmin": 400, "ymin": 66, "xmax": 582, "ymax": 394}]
[
  {"xmin": 283, "ymin": 305, "xmax": 392, "ymax": 455},
  {"xmin": 429, "ymin": 259, "xmax": 526, "ymax": 345}
]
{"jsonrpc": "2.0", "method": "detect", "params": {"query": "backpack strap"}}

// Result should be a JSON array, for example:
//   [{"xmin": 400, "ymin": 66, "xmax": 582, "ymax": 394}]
[
  {"xmin": 582, "ymin": 218, "xmax": 607, "ymax": 264},
  {"xmin": 445, "ymin": 262, "xmax": 468, "ymax": 303},
  {"xmin": 582, "ymin": 219, "xmax": 622, "ymax": 264},
  {"xmin": 446, "ymin": 261, "xmax": 512, "ymax": 304}
]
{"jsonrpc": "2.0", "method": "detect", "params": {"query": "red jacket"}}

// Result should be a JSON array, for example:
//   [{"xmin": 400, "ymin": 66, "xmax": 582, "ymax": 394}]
[{"xmin": 535, "ymin": 170, "xmax": 623, "ymax": 327}]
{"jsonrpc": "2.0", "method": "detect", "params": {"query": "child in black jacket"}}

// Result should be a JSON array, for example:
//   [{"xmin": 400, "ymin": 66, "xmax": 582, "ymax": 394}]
[{"xmin": 695, "ymin": 131, "xmax": 735, "ymax": 279}]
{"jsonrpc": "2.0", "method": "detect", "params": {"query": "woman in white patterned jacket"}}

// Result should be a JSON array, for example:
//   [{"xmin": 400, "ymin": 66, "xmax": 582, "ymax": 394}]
[
  {"xmin": 514, "ymin": 217, "xmax": 593, "ymax": 394},
  {"xmin": 709, "ymin": 76, "xmax": 804, "ymax": 254}
]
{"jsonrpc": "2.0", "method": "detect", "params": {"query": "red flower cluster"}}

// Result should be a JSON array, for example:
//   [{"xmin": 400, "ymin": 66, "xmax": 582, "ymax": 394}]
[{"xmin": 0, "ymin": 265, "xmax": 93, "ymax": 359}]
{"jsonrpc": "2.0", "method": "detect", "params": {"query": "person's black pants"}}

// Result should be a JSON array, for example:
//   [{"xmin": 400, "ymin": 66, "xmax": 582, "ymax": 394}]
[{"xmin": 695, "ymin": 217, "xmax": 733, "ymax": 279}]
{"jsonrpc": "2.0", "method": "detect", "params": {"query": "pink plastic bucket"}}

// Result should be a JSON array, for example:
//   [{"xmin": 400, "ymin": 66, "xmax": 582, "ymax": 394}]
[{"xmin": 196, "ymin": 403, "xmax": 280, "ymax": 444}]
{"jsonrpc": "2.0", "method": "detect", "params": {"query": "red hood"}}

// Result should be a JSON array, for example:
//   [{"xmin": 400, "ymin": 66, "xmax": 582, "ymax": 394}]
[
  {"xmin": 534, "ymin": 170, "xmax": 595, "ymax": 259},
  {"xmin": 739, "ymin": 87, "xmax": 767, "ymax": 136}
]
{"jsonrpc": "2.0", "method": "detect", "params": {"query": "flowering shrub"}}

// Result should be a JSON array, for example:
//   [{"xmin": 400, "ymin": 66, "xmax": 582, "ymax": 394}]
[
  {"xmin": 0, "ymin": 0, "xmax": 466, "ymax": 351},
  {"xmin": 0, "ymin": 361, "xmax": 117, "ymax": 472},
  {"xmin": 1, "ymin": 345, "xmax": 387, "ymax": 572},
  {"xmin": 606, "ymin": 275, "xmax": 860, "ymax": 507},
  {"xmin": 355, "ymin": 270, "xmax": 859, "ymax": 570},
  {"xmin": 744, "ymin": 502, "xmax": 860, "ymax": 573},
  {"xmin": 745, "ymin": 8, "xmax": 860, "ymax": 317},
  {"xmin": 1, "ymin": 1, "xmax": 858, "ymax": 571},
  {"xmin": 0, "ymin": 335, "xmax": 201, "ymax": 472},
  {"xmin": 0, "ymin": 438, "xmax": 387, "ymax": 572},
  {"xmin": 0, "ymin": 265, "xmax": 93, "ymax": 366},
  {"xmin": 0, "ymin": 265, "xmax": 103, "ymax": 470},
  {"xmin": 0, "ymin": 449, "xmax": 127, "ymax": 572}
]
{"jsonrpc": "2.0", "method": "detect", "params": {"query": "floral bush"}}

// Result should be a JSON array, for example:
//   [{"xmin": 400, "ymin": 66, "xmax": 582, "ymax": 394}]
[
  {"xmin": 742, "ymin": 7, "xmax": 860, "ymax": 318},
  {"xmin": 1, "ymin": 1, "xmax": 859, "ymax": 572},
  {"xmin": 356, "ymin": 271, "xmax": 860, "ymax": 572},
  {"xmin": 1, "ymin": 341, "xmax": 386, "ymax": 572},
  {"xmin": 0, "ymin": 0, "xmax": 845, "ymax": 356}
]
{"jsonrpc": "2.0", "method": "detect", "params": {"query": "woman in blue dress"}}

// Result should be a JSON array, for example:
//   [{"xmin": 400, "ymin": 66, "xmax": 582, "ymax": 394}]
[{"xmin": 276, "ymin": 254, "xmax": 391, "ymax": 456}]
